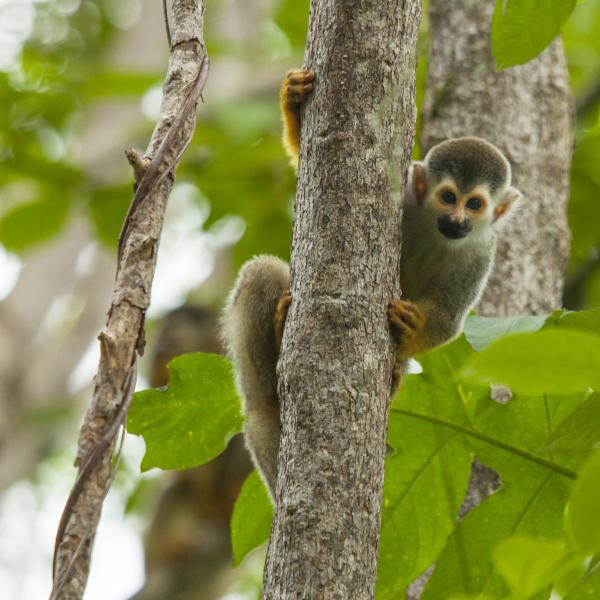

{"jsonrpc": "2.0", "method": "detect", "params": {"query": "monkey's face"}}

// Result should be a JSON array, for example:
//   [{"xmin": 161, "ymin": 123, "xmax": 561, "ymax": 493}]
[{"xmin": 429, "ymin": 180, "xmax": 493, "ymax": 242}]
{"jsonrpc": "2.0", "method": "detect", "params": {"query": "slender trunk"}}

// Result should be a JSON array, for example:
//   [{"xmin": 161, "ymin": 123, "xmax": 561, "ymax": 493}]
[{"xmin": 262, "ymin": 1, "xmax": 421, "ymax": 598}]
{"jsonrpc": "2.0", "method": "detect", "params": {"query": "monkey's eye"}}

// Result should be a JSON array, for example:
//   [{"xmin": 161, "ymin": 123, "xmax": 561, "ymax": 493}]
[
  {"xmin": 466, "ymin": 197, "xmax": 483, "ymax": 211},
  {"xmin": 441, "ymin": 190, "xmax": 456, "ymax": 205}
]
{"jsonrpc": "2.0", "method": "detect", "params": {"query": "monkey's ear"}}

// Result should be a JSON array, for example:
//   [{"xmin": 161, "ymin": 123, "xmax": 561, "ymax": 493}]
[
  {"xmin": 411, "ymin": 162, "xmax": 427, "ymax": 205},
  {"xmin": 493, "ymin": 186, "xmax": 521, "ymax": 223}
]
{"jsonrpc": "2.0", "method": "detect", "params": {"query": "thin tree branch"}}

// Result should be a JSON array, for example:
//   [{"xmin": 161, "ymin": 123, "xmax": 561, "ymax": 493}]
[
  {"xmin": 163, "ymin": 0, "xmax": 172, "ymax": 49},
  {"xmin": 50, "ymin": 2, "xmax": 208, "ymax": 598}
]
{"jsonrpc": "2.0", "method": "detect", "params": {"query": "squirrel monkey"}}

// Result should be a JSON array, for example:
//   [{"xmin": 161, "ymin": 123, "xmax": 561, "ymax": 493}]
[{"xmin": 221, "ymin": 69, "xmax": 521, "ymax": 498}]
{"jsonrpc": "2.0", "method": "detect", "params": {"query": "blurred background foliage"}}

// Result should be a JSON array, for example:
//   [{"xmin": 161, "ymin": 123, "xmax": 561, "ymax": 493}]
[{"xmin": 0, "ymin": 0, "xmax": 598, "ymax": 598}]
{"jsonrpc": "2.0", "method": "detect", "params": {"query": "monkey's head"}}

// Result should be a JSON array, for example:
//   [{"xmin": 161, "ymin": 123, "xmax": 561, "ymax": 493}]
[{"xmin": 408, "ymin": 137, "xmax": 521, "ymax": 243}]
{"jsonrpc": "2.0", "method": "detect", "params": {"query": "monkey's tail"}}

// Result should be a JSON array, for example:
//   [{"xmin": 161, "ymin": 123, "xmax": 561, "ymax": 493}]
[{"xmin": 221, "ymin": 255, "xmax": 290, "ymax": 497}]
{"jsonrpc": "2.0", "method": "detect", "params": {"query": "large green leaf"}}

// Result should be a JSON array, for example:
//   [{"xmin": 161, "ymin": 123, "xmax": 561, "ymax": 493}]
[
  {"xmin": 565, "ymin": 449, "xmax": 600, "ymax": 555},
  {"xmin": 464, "ymin": 314, "xmax": 547, "ymax": 351},
  {"xmin": 376, "ymin": 413, "xmax": 472, "ymax": 598},
  {"xmin": 492, "ymin": 0, "xmax": 577, "ymax": 70},
  {"xmin": 544, "ymin": 393, "xmax": 600, "ymax": 470},
  {"xmin": 377, "ymin": 334, "xmax": 584, "ymax": 598},
  {"xmin": 463, "ymin": 330, "xmax": 600, "ymax": 395},
  {"xmin": 421, "ymin": 453, "xmax": 570, "ymax": 599},
  {"xmin": 543, "ymin": 309, "xmax": 600, "ymax": 335},
  {"xmin": 230, "ymin": 470, "xmax": 273, "ymax": 566},
  {"xmin": 493, "ymin": 537, "xmax": 570, "ymax": 599},
  {"xmin": 564, "ymin": 557, "xmax": 600, "ymax": 599},
  {"xmin": 127, "ymin": 353, "xmax": 243, "ymax": 472}
]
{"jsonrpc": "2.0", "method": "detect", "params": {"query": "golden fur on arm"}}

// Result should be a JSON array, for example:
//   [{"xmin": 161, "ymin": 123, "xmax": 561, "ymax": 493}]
[{"xmin": 279, "ymin": 69, "xmax": 314, "ymax": 170}]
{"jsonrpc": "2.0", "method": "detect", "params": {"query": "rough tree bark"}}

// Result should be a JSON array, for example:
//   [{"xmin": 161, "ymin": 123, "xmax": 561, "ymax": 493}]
[
  {"xmin": 408, "ymin": 0, "xmax": 572, "ymax": 597},
  {"xmin": 50, "ymin": 2, "xmax": 208, "ymax": 598},
  {"xmin": 263, "ymin": 1, "xmax": 421, "ymax": 599}
]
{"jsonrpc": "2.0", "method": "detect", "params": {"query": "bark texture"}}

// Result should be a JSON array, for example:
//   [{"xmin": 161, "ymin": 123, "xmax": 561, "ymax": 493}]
[
  {"xmin": 422, "ymin": 0, "xmax": 573, "ymax": 317},
  {"xmin": 409, "ymin": 1, "xmax": 573, "ymax": 597},
  {"xmin": 50, "ymin": 2, "xmax": 208, "ymax": 598},
  {"xmin": 262, "ymin": 1, "xmax": 422, "ymax": 599}
]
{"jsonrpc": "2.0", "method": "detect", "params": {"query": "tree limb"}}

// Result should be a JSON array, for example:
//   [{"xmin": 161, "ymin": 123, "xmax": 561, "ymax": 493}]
[
  {"xmin": 262, "ymin": 1, "xmax": 421, "ymax": 598},
  {"xmin": 50, "ymin": 2, "xmax": 208, "ymax": 598}
]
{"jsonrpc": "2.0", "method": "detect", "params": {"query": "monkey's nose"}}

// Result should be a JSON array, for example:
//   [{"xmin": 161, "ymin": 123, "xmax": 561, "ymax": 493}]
[{"xmin": 437, "ymin": 215, "xmax": 472, "ymax": 239}]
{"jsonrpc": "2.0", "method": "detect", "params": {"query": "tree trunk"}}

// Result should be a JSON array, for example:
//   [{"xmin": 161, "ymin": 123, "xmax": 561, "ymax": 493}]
[
  {"xmin": 422, "ymin": 0, "xmax": 572, "ymax": 317},
  {"xmin": 408, "ymin": 1, "xmax": 573, "ymax": 597},
  {"xmin": 262, "ymin": 1, "xmax": 421, "ymax": 599}
]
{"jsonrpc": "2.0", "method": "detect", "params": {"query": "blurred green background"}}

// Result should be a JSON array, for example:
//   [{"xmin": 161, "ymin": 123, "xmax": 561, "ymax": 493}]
[{"xmin": 0, "ymin": 0, "xmax": 598, "ymax": 598}]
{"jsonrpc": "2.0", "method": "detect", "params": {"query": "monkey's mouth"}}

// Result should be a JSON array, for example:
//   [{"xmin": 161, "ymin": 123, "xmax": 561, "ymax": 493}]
[{"xmin": 437, "ymin": 215, "xmax": 472, "ymax": 240}]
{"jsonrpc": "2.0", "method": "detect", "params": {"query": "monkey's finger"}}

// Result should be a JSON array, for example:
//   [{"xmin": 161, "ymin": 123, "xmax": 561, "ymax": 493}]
[
  {"xmin": 388, "ymin": 310, "xmax": 412, "ymax": 337},
  {"xmin": 286, "ymin": 83, "xmax": 314, "ymax": 97},
  {"xmin": 397, "ymin": 308, "xmax": 421, "ymax": 330},
  {"xmin": 389, "ymin": 300, "xmax": 416, "ymax": 325},
  {"xmin": 288, "ymin": 70, "xmax": 315, "ymax": 85},
  {"xmin": 396, "ymin": 300, "xmax": 426, "ymax": 327}
]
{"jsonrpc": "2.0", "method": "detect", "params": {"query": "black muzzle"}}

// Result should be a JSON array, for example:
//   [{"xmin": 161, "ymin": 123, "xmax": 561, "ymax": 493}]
[{"xmin": 437, "ymin": 214, "xmax": 472, "ymax": 240}]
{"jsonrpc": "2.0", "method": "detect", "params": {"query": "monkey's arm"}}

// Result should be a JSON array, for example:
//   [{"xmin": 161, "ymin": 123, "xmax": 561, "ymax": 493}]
[
  {"xmin": 389, "ymin": 255, "xmax": 492, "ymax": 364},
  {"xmin": 279, "ymin": 69, "xmax": 315, "ymax": 169},
  {"xmin": 221, "ymin": 256, "xmax": 290, "ymax": 499},
  {"xmin": 389, "ymin": 297, "xmax": 464, "ymax": 361}
]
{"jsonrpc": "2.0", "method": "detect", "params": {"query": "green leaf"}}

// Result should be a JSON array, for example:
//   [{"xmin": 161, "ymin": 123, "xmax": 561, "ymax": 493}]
[
  {"xmin": 421, "ymin": 458, "xmax": 570, "ymax": 599},
  {"xmin": 387, "ymin": 335, "xmax": 579, "ymax": 599},
  {"xmin": 0, "ymin": 197, "xmax": 71, "ymax": 252},
  {"xmin": 544, "ymin": 393, "xmax": 600, "ymax": 470},
  {"xmin": 565, "ymin": 449, "xmax": 600, "ymax": 555},
  {"xmin": 493, "ymin": 536, "xmax": 570, "ymax": 599},
  {"xmin": 554, "ymin": 558, "xmax": 589, "ymax": 598},
  {"xmin": 127, "ymin": 353, "xmax": 243, "ymax": 471},
  {"xmin": 376, "ymin": 412, "xmax": 472, "ymax": 598},
  {"xmin": 492, "ymin": 0, "xmax": 577, "ymax": 70},
  {"xmin": 464, "ymin": 314, "xmax": 547, "ymax": 351},
  {"xmin": 448, "ymin": 596, "xmax": 495, "ymax": 600},
  {"xmin": 230, "ymin": 470, "xmax": 273, "ymax": 566},
  {"xmin": 565, "ymin": 562, "xmax": 600, "ymax": 599},
  {"xmin": 463, "ymin": 330, "xmax": 600, "ymax": 395},
  {"xmin": 543, "ymin": 309, "xmax": 600, "ymax": 336}
]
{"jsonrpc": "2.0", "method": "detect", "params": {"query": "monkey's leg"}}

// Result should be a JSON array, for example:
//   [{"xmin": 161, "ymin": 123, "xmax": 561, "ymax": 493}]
[
  {"xmin": 279, "ymin": 68, "xmax": 315, "ymax": 168},
  {"xmin": 221, "ymin": 256, "xmax": 290, "ymax": 499},
  {"xmin": 274, "ymin": 289, "xmax": 291, "ymax": 352}
]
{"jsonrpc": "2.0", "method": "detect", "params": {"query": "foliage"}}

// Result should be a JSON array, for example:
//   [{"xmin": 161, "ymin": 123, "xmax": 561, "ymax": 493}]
[
  {"xmin": 2, "ymin": 0, "xmax": 600, "ymax": 597},
  {"xmin": 491, "ymin": 0, "xmax": 577, "ymax": 70},
  {"xmin": 130, "ymin": 311, "xmax": 600, "ymax": 598},
  {"xmin": 230, "ymin": 470, "xmax": 273, "ymax": 567},
  {"xmin": 127, "ymin": 353, "xmax": 243, "ymax": 472}
]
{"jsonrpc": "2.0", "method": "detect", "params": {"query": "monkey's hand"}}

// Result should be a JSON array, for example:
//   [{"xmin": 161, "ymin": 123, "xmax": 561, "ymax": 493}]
[
  {"xmin": 388, "ymin": 299, "xmax": 427, "ymax": 393},
  {"xmin": 274, "ymin": 289, "xmax": 292, "ymax": 353},
  {"xmin": 279, "ymin": 69, "xmax": 315, "ymax": 169},
  {"xmin": 388, "ymin": 299, "xmax": 427, "ymax": 359}
]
